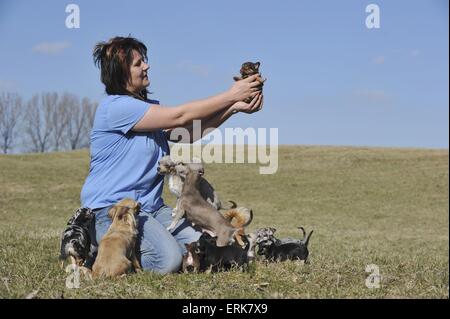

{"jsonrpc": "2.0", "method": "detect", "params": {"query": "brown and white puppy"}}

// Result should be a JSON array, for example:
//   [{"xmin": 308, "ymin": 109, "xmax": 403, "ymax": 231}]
[
  {"xmin": 92, "ymin": 198, "xmax": 142, "ymax": 278},
  {"xmin": 222, "ymin": 201, "xmax": 253, "ymax": 247},
  {"xmin": 174, "ymin": 164, "xmax": 242, "ymax": 247},
  {"xmin": 181, "ymin": 242, "xmax": 201, "ymax": 273}
]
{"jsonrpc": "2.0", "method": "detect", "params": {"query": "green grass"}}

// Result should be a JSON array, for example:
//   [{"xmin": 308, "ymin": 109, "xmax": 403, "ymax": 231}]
[{"xmin": 0, "ymin": 145, "xmax": 448, "ymax": 298}]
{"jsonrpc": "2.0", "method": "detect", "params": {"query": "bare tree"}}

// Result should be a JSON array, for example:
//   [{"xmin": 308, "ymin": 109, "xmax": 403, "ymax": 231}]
[
  {"xmin": 64, "ymin": 94, "xmax": 84, "ymax": 150},
  {"xmin": 0, "ymin": 92, "xmax": 22, "ymax": 154},
  {"xmin": 84, "ymin": 98, "xmax": 98, "ymax": 129},
  {"xmin": 52, "ymin": 93, "xmax": 69, "ymax": 151},
  {"xmin": 25, "ymin": 93, "xmax": 56, "ymax": 153},
  {"xmin": 63, "ymin": 96, "xmax": 98, "ymax": 150},
  {"xmin": 80, "ymin": 98, "xmax": 98, "ymax": 148}
]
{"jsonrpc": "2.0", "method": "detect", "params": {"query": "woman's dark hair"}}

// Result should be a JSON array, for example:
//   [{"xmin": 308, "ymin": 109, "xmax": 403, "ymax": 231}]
[{"xmin": 93, "ymin": 36, "xmax": 149, "ymax": 100}]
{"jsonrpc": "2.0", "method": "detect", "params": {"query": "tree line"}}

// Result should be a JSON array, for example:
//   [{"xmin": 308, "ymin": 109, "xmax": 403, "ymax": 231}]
[{"xmin": 0, "ymin": 92, "xmax": 98, "ymax": 154}]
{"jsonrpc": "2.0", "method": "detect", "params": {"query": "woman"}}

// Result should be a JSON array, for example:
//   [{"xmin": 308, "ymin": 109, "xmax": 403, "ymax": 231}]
[{"xmin": 81, "ymin": 36, "xmax": 264, "ymax": 274}]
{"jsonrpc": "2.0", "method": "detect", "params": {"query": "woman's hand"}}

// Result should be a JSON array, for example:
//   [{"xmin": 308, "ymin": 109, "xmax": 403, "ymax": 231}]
[
  {"xmin": 231, "ymin": 92, "xmax": 264, "ymax": 114},
  {"xmin": 227, "ymin": 74, "xmax": 263, "ymax": 103}
]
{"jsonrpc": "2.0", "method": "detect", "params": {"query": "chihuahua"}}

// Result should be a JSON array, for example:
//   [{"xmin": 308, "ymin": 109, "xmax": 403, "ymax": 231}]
[{"xmin": 92, "ymin": 198, "xmax": 142, "ymax": 278}]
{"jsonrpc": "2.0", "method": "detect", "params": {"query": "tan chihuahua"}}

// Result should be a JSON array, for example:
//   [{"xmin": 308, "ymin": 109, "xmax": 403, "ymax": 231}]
[{"xmin": 92, "ymin": 198, "xmax": 142, "ymax": 278}]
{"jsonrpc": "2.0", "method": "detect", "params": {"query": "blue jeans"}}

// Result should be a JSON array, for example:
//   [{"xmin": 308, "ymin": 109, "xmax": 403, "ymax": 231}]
[{"xmin": 88, "ymin": 204, "xmax": 201, "ymax": 274}]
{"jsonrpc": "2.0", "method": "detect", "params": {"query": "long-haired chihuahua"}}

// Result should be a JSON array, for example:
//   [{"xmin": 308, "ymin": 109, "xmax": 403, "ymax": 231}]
[{"xmin": 92, "ymin": 198, "xmax": 142, "ymax": 278}]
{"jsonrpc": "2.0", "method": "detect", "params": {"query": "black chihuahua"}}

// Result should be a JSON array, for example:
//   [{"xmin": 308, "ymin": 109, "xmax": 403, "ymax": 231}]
[
  {"xmin": 195, "ymin": 232, "xmax": 256, "ymax": 272},
  {"xmin": 255, "ymin": 227, "xmax": 314, "ymax": 262}
]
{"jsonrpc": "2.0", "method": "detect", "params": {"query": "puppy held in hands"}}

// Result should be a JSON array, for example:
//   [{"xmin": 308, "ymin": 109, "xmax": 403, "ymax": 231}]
[
  {"xmin": 233, "ymin": 61, "xmax": 266, "ymax": 103},
  {"xmin": 92, "ymin": 198, "xmax": 142, "ymax": 278}
]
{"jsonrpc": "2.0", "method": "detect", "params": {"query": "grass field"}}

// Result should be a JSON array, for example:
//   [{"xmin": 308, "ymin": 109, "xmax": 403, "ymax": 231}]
[{"xmin": 0, "ymin": 145, "xmax": 448, "ymax": 299}]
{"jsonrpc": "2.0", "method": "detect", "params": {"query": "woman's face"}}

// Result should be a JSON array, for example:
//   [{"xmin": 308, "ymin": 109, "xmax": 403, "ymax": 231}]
[{"xmin": 126, "ymin": 49, "xmax": 150, "ymax": 93}]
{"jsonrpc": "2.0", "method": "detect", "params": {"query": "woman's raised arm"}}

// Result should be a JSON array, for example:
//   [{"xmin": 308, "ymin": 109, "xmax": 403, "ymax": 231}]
[{"xmin": 132, "ymin": 74, "xmax": 261, "ymax": 132}]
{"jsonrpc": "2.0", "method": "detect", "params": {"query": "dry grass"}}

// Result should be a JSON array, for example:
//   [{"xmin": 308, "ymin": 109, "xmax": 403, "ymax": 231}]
[{"xmin": 0, "ymin": 145, "xmax": 448, "ymax": 298}]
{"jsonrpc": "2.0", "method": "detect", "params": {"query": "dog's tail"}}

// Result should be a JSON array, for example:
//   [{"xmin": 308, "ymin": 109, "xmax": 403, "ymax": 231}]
[
  {"xmin": 297, "ymin": 226, "xmax": 306, "ymax": 240},
  {"xmin": 241, "ymin": 209, "xmax": 253, "ymax": 228},
  {"xmin": 223, "ymin": 207, "xmax": 253, "ymax": 228},
  {"xmin": 58, "ymin": 229, "xmax": 70, "ymax": 266},
  {"xmin": 220, "ymin": 200, "xmax": 238, "ymax": 210},
  {"xmin": 302, "ymin": 230, "xmax": 314, "ymax": 247}
]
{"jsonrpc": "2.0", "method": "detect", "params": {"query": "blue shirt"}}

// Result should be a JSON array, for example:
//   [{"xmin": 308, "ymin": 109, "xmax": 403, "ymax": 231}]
[{"xmin": 80, "ymin": 95, "xmax": 170, "ymax": 213}]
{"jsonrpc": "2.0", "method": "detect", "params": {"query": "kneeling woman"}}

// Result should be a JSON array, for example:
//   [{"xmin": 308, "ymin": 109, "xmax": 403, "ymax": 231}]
[{"xmin": 81, "ymin": 36, "xmax": 264, "ymax": 274}]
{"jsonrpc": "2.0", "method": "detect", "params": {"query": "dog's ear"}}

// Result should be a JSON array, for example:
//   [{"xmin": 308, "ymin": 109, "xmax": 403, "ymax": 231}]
[
  {"xmin": 67, "ymin": 208, "xmax": 84, "ymax": 225},
  {"xmin": 160, "ymin": 155, "xmax": 171, "ymax": 164},
  {"xmin": 187, "ymin": 162, "xmax": 204, "ymax": 175},
  {"xmin": 85, "ymin": 209, "xmax": 95, "ymax": 221},
  {"xmin": 108, "ymin": 206, "xmax": 117, "ymax": 220},
  {"xmin": 174, "ymin": 164, "xmax": 189, "ymax": 179},
  {"xmin": 134, "ymin": 202, "xmax": 142, "ymax": 214},
  {"xmin": 206, "ymin": 235, "xmax": 218, "ymax": 245},
  {"xmin": 199, "ymin": 233, "xmax": 214, "ymax": 245},
  {"xmin": 201, "ymin": 232, "xmax": 213, "ymax": 240}
]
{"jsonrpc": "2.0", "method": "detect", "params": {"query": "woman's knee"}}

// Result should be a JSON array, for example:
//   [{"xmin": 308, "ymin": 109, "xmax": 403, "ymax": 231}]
[
  {"xmin": 137, "ymin": 209, "xmax": 185, "ymax": 274},
  {"xmin": 140, "ymin": 245, "xmax": 182, "ymax": 274}
]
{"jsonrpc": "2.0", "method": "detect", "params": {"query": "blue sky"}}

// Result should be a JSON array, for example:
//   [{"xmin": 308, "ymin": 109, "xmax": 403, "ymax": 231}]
[{"xmin": 0, "ymin": 0, "xmax": 448, "ymax": 148}]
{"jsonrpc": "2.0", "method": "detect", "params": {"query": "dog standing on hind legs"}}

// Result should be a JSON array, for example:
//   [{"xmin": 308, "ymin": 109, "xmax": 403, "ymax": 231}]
[
  {"xmin": 157, "ymin": 156, "xmax": 222, "ymax": 213},
  {"xmin": 92, "ymin": 198, "xmax": 142, "ymax": 278},
  {"xmin": 172, "ymin": 163, "xmax": 247, "ymax": 247}
]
